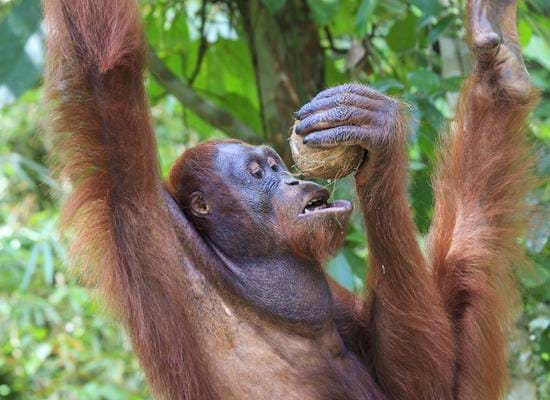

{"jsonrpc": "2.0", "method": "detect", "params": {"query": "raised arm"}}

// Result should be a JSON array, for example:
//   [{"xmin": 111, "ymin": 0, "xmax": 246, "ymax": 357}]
[
  {"xmin": 294, "ymin": 85, "xmax": 454, "ymax": 400},
  {"xmin": 428, "ymin": 0, "xmax": 538, "ymax": 398},
  {"xmin": 43, "ymin": 1, "xmax": 214, "ymax": 398}
]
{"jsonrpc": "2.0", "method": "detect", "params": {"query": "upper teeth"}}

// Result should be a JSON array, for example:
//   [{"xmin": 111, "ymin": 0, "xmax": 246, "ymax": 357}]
[
  {"xmin": 308, "ymin": 197, "xmax": 323, "ymax": 206},
  {"xmin": 304, "ymin": 197, "xmax": 328, "ymax": 214}
]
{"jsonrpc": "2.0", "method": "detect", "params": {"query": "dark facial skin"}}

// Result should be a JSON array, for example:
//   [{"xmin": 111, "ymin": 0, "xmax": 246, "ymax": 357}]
[{"xmin": 185, "ymin": 142, "xmax": 352, "ymax": 329}]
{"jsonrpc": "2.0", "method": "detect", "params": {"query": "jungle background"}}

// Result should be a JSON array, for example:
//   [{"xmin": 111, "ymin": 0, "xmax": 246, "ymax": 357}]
[{"xmin": 0, "ymin": 0, "xmax": 548, "ymax": 398}]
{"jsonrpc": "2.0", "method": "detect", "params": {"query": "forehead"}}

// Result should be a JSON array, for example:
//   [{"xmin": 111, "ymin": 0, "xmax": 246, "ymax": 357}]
[{"xmin": 214, "ymin": 143, "xmax": 282, "ymax": 165}]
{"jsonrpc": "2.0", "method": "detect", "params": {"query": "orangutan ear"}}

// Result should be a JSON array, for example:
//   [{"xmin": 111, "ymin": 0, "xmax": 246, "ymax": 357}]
[{"xmin": 190, "ymin": 191, "xmax": 210, "ymax": 217}]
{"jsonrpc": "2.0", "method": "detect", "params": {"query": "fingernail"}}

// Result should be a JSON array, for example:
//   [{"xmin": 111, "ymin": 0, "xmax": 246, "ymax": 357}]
[{"xmin": 302, "ymin": 138, "xmax": 309, "ymax": 144}]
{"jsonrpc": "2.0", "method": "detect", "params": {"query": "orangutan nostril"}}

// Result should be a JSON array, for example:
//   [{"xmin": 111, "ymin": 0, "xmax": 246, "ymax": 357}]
[{"xmin": 284, "ymin": 178, "xmax": 299, "ymax": 186}]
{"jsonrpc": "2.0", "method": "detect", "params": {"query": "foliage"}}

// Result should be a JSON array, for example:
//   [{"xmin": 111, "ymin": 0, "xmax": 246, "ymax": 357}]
[{"xmin": 0, "ymin": 0, "xmax": 548, "ymax": 398}]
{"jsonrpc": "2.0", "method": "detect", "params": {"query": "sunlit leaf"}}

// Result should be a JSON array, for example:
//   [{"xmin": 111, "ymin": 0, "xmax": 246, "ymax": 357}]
[
  {"xmin": 19, "ymin": 243, "xmax": 40, "ymax": 290},
  {"xmin": 42, "ymin": 242, "xmax": 53, "ymax": 285},
  {"xmin": 524, "ymin": 35, "xmax": 550, "ymax": 69},
  {"xmin": 0, "ymin": 0, "xmax": 44, "ymax": 107},
  {"xmin": 518, "ymin": 19, "xmax": 533, "ymax": 48}
]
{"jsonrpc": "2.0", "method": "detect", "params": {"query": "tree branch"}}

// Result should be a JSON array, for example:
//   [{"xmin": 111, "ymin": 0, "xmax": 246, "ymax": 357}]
[
  {"xmin": 323, "ymin": 27, "xmax": 347, "ymax": 54},
  {"xmin": 147, "ymin": 48, "xmax": 261, "ymax": 144},
  {"xmin": 188, "ymin": 0, "xmax": 208, "ymax": 86}
]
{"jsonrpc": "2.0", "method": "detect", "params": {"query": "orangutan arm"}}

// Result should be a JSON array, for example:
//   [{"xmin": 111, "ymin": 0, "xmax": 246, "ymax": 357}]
[
  {"xmin": 427, "ymin": 0, "xmax": 538, "ymax": 398},
  {"xmin": 295, "ymin": 85, "xmax": 455, "ymax": 400},
  {"xmin": 43, "ymin": 1, "xmax": 215, "ymax": 398}
]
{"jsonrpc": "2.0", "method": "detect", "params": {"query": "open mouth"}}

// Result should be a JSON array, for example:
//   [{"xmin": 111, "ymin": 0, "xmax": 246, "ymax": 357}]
[{"xmin": 300, "ymin": 190, "xmax": 353, "ymax": 216}]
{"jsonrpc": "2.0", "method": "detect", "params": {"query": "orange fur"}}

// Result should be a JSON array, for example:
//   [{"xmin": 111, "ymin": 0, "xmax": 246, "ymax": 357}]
[
  {"xmin": 338, "ymin": 112, "xmax": 456, "ymax": 400},
  {"xmin": 428, "ymin": 78, "xmax": 538, "ymax": 399},
  {"xmin": 43, "ymin": 1, "xmax": 217, "ymax": 398}
]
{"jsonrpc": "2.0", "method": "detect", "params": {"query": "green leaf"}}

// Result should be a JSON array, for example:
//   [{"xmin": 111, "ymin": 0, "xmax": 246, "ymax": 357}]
[
  {"xmin": 440, "ymin": 76, "xmax": 464, "ymax": 92},
  {"xmin": 0, "ymin": 0, "xmax": 44, "ymax": 107},
  {"xmin": 518, "ymin": 19, "xmax": 533, "ymax": 48},
  {"xmin": 426, "ymin": 14, "xmax": 455, "ymax": 45},
  {"xmin": 417, "ymin": 97, "xmax": 444, "ymax": 133},
  {"xmin": 346, "ymin": 231, "xmax": 366, "ymax": 245},
  {"xmin": 387, "ymin": 12, "xmax": 418, "ymax": 53},
  {"xmin": 20, "ymin": 242, "xmax": 41, "ymax": 290},
  {"xmin": 42, "ymin": 242, "xmax": 54, "ymax": 285},
  {"xmin": 410, "ymin": 168, "xmax": 433, "ymax": 233},
  {"xmin": 355, "ymin": 0, "xmax": 377, "ymax": 37},
  {"xmin": 370, "ymin": 79, "xmax": 405, "ymax": 92},
  {"xmin": 411, "ymin": 0, "xmax": 440, "ymax": 16},
  {"xmin": 342, "ymin": 247, "xmax": 366, "ymax": 278},
  {"xmin": 408, "ymin": 69, "xmax": 440, "ymax": 94},
  {"xmin": 379, "ymin": 0, "xmax": 408, "ymax": 17},
  {"xmin": 524, "ymin": 35, "xmax": 550, "ymax": 69},
  {"xmin": 328, "ymin": 253, "xmax": 355, "ymax": 291},
  {"xmin": 307, "ymin": 0, "xmax": 341, "ymax": 27},
  {"xmin": 260, "ymin": 0, "xmax": 287, "ymax": 14}
]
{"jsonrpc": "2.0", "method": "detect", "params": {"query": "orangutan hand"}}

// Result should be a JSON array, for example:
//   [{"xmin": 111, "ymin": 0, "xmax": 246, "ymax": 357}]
[{"xmin": 293, "ymin": 83, "xmax": 401, "ymax": 154}]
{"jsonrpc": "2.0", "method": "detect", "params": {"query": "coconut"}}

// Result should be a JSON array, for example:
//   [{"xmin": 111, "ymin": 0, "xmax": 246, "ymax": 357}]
[{"xmin": 289, "ymin": 122, "xmax": 365, "ymax": 180}]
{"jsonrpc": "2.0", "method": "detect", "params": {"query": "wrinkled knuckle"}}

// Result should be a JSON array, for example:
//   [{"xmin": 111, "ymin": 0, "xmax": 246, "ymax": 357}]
[
  {"xmin": 342, "ymin": 83, "xmax": 356, "ymax": 91},
  {"xmin": 331, "ymin": 84, "xmax": 347, "ymax": 95},
  {"xmin": 327, "ymin": 109, "xmax": 339, "ymax": 122},
  {"xmin": 302, "ymin": 102, "xmax": 314, "ymax": 114},
  {"xmin": 331, "ymin": 107, "xmax": 346, "ymax": 122},
  {"xmin": 337, "ymin": 93, "xmax": 350, "ymax": 106},
  {"xmin": 319, "ymin": 132, "xmax": 334, "ymax": 144},
  {"xmin": 353, "ymin": 108, "xmax": 366, "ymax": 121},
  {"xmin": 334, "ymin": 126, "xmax": 346, "ymax": 135},
  {"xmin": 306, "ymin": 133, "xmax": 319, "ymax": 144},
  {"xmin": 355, "ymin": 127, "xmax": 368, "ymax": 141},
  {"xmin": 350, "ymin": 82, "xmax": 366, "ymax": 90},
  {"xmin": 301, "ymin": 118, "xmax": 312, "ymax": 130}
]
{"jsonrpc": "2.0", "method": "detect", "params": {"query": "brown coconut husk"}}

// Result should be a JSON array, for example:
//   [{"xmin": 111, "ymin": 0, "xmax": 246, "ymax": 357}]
[{"xmin": 289, "ymin": 122, "xmax": 365, "ymax": 180}]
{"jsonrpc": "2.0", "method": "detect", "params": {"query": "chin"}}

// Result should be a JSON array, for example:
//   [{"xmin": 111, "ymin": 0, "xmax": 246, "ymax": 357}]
[{"xmin": 284, "ymin": 204, "xmax": 352, "ymax": 263}]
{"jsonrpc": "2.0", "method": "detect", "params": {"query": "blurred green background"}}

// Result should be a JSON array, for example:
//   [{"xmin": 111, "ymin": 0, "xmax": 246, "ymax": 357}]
[{"xmin": 0, "ymin": 0, "xmax": 548, "ymax": 398}]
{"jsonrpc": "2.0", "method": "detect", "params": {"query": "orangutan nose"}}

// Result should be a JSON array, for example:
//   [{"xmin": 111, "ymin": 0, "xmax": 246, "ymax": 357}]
[{"xmin": 284, "ymin": 177, "xmax": 300, "ymax": 186}]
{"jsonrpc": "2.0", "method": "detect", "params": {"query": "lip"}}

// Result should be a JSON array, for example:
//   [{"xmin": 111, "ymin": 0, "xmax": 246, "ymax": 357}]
[{"xmin": 299, "ymin": 189, "xmax": 353, "ymax": 218}]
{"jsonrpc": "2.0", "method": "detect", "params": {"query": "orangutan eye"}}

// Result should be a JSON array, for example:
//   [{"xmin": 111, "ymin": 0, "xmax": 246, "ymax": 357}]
[
  {"xmin": 267, "ymin": 157, "xmax": 279, "ymax": 172},
  {"xmin": 249, "ymin": 161, "xmax": 263, "ymax": 178}
]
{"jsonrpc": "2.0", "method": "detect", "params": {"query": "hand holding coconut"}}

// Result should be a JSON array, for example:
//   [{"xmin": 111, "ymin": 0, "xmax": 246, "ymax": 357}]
[{"xmin": 290, "ymin": 83, "xmax": 402, "ymax": 183}]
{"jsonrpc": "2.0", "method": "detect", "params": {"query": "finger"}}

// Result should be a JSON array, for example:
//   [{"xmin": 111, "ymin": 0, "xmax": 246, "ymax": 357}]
[
  {"xmin": 468, "ymin": 0, "xmax": 492, "ymax": 37},
  {"xmin": 468, "ymin": 0, "xmax": 501, "ymax": 59},
  {"xmin": 467, "ymin": 0, "xmax": 518, "ymax": 46},
  {"xmin": 295, "ymin": 106, "xmax": 375, "ymax": 136},
  {"xmin": 313, "ymin": 83, "xmax": 386, "ymax": 102},
  {"xmin": 474, "ymin": 32, "xmax": 501, "ymax": 66},
  {"xmin": 302, "ymin": 125, "xmax": 377, "ymax": 149},
  {"xmin": 295, "ymin": 93, "xmax": 387, "ymax": 120},
  {"xmin": 474, "ymin": 31, "xmax": 500, "ymax": 52}
]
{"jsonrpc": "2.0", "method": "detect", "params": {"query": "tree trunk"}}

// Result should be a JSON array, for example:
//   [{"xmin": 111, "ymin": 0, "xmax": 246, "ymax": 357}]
[{"xmin": 237, "ymin": 0, "xmax": 325, "ymax": 164}]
